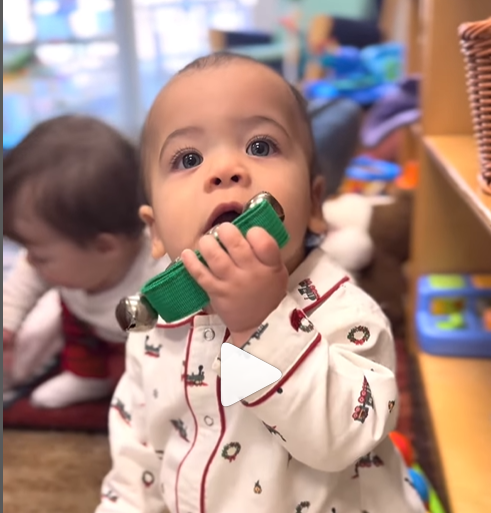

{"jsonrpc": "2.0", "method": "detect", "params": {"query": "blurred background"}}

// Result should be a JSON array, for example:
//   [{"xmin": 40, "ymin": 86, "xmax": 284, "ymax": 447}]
[
  {"xmin": 3, "ymin": 0, "xmax": 266, "ymax": 146},
  {"xmin": 3, "ymin": 0, "xmax": 395, "ymax": 146}
]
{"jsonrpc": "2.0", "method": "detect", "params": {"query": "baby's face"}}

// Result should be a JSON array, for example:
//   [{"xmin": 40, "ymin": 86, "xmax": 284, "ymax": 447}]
[
  {"xmin": 142, "ymin": 61, "xmax": 322, "ymax": 272},
  {"xmin": 11, "ymin": 187, "xmax": 130, "ymax": 292}
]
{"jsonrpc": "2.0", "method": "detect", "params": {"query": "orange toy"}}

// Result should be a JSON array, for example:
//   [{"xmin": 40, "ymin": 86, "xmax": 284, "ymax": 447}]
[
  {"xmin": 396, "ymin": 160, "xmax": 419, "ymax": 190},
  {"xmin": 389, "ymin": 431, "xmax": 414, "ymax": 467},
  {"xmin": 483, "ymin": 307, "xmax": 491, "ymax": 331}
]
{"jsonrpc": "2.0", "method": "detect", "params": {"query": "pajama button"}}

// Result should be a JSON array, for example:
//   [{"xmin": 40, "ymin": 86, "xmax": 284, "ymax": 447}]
[
  {"xmin": 204, "ymin": 416, "xmax": 214, "ymax": 426},
  {"xmin": 203, "ymin": 328, "xmax": 215, "ymax": 341}
]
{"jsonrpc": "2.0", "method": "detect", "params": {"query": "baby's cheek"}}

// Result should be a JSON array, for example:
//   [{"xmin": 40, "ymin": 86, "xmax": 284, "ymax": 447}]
[
  {"xmin": 162, "ymin": 232, "xmax": 190, "ymax": 261},
  {"xmin": 163, "ymin": 215, "xmax": 198, "ymax": 253},
  {"xmin": 37, "ymin": 267, "xmax": 60, "ymax": 285}
]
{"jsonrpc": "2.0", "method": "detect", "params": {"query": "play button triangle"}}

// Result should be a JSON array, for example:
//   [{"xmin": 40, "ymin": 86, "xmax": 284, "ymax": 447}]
[{"xmin": 220, "ymin": 343, "xmax": 282, "ymax": 407}]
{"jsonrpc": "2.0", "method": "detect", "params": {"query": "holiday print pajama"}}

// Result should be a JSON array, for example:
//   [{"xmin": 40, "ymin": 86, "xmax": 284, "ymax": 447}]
[{"xmin": 96, "ymin": 249, "xmax": 425, "ymax": 513}]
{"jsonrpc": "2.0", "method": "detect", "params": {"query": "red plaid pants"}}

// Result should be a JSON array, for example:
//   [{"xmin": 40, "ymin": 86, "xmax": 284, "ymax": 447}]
[{"xmin": 61, "ymin": 301, "xmax": 124, "ymax": 378}]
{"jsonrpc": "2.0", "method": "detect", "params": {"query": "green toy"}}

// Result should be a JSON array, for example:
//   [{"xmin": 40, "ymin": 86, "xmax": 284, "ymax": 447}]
[{"xmin": 116, "ymin": 192, "xmax": 289, "ymax": 329}]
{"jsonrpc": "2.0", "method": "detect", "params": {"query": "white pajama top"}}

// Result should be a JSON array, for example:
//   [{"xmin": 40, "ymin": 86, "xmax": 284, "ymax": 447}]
[{"xmin": 96, "ymin": 248, "xmax": 425, "ymax": 513}]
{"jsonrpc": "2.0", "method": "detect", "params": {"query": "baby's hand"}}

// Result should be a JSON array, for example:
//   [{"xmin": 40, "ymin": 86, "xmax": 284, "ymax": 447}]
[{"xmin": 182, "ymin": 223, "xmax": 288, "ymax": 341}]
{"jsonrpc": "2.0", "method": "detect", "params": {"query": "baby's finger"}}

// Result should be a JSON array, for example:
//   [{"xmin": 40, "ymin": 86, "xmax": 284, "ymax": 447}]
[
  {"xmin": 246, "ymin": 227, "xmax": 283, "ymax": 268},
  {"xmin": 198, "ymin": 233, "xmax": 234, "ymax": 279},
  {"xmin": 216, "ymin": 223, "xmax": 255, "ymax": 268},
  {"xmin": 181, "ymin": 248, "xmax": 219, "ymax": 293}
]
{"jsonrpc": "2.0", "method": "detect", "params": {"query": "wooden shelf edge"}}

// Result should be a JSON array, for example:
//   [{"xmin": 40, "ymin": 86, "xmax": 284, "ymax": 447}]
[
  {"xmin": 423, "ymin": 136, "xmax": 491, "ymax": 233},
  {"xmin": 414, "ymin": 345, "xmax": 491, "ymax": 513}
]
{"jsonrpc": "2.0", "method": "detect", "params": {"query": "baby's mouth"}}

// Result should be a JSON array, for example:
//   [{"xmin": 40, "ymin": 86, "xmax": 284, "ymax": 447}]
[{"xmin": 204, "ymin": 202, "xmax": 243, "ymax": 234}]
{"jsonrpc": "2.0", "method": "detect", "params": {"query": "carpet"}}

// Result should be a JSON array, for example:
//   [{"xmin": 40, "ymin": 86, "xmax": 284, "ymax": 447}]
[{"xmin": 3, "ymin": 431, "xmax": 110, "ymax": 513}]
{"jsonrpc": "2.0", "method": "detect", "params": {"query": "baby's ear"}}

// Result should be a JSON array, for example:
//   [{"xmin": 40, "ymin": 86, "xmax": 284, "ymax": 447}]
[
  {"xmin": 308, "ymin": 175, "xmax": 328, "ymax": 235},
  {"xmin": 139, "ymin": 205, "xmax": 166, "ymax": 259}
]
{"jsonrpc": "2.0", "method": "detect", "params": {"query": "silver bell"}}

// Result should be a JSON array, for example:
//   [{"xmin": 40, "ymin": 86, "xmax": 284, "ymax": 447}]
[
  {"xmin": 169, "ymin": 256, "xmax": 183, "ymax": 268},
  {"xmin": 243, "ymin": 191, "xmax": 285, "ymax": 221},
  {"xmin": 205, "ymin": 191, "xmax": 285, "ymax": 240},
  {"xmin": 205, "ymin": 225, "xmax": 220, "ymax": 239},
  {"xmin": 116, "ymin": 294, "xmax": 158, "ymax": 332}
]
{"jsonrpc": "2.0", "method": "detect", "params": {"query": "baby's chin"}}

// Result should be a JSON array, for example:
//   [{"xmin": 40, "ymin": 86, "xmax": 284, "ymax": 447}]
[{"xmin": 283, "ymin": 243, "xmax": 307, "ymax": 275}]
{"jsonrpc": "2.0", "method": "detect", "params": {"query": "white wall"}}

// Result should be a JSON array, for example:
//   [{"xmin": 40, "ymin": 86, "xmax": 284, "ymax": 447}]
[{"xmin": 250, "ymin": 0, "xmax": 280, "ymax": 33}]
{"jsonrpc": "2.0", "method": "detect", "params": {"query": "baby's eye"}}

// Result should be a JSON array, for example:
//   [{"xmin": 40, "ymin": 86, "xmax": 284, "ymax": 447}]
[
  {"xmin": 176, "ymin": 152, "xmax": 203, "ymax": 170},
  {"xmin": 28, "ymin": 254, "xmax": 48, "ymax": 265},
  {"xmin": 247, "ymin": 139, "xmax": 275, "ymax": 157}
]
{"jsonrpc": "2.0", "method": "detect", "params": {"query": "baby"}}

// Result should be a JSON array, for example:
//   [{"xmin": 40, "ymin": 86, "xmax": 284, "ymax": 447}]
[
  {"xmin": 3, "ymin": 115, "xmax": 168, "ymax": 409},
  {"xmin": 97, "ymin": 54, "xmax": 425, "ymax": 512}
]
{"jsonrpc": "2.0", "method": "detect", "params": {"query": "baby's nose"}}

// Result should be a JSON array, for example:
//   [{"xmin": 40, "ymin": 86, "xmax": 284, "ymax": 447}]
[{"xmin": 207, "ymin": 162, "xmax": 251, "ymax": 189}]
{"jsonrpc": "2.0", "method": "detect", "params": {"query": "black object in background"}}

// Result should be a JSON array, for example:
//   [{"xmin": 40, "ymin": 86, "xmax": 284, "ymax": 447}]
[{"xmin": 309, "ymin": 98, "xmax": 362, "ymax": 198}]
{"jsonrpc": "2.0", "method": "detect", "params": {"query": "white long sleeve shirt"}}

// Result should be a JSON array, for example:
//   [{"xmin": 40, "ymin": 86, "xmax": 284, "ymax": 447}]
[
  {"xmin": 96, "ymin": 248, "xmax": 425, "ymax": 513},
  {"xmin": 3, "ymin": 233, "xmax": 168, "ymax": 343}
]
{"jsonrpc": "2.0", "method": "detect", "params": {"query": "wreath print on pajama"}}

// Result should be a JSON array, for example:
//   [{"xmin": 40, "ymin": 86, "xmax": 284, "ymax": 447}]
[{"xmin": 96, "ymin": 248, "xmax": 425, "ymax": 513}]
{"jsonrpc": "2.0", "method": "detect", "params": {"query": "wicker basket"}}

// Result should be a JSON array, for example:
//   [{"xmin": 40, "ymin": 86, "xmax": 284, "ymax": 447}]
[{"xmin": 458, "ymin": 17, "xmax": 491, "ymax": 195}]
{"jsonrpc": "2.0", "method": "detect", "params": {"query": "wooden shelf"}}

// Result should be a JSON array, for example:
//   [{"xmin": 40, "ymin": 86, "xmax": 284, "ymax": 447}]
[
  {"xmin": 417, "ymin": 353, "xmax": 491, "ymax": 513},
  {"xmin": 406, "ymin": 2, "xmax": 491, "ymax": 512},
  {"xmin": 412, "ymin": 139, "xmax": 491, "ymax": 275},
  {"xmin": 424, "ymin": 136, "xmax": 491, "ymax": 233}
]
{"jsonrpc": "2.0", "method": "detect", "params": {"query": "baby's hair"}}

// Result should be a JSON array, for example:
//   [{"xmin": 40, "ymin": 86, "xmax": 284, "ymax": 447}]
[
  {"xmin": 140, "ymin": 52, "xmax": 319, "ymax": 200},
  {"xmin": 3, "ymin": 115, "xmax": 145, "ymax": 246}
]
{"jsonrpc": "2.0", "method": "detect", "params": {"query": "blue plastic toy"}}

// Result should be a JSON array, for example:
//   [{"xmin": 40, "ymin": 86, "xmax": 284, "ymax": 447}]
[
  {"xmin": 408, "ymin": 467, "xmax": 430, "ymax": 506},
  {"xmin": 302, "ymin": 42, "xmax": 404, "ymax": 106},
  {"xmin": 346, "ymin": 155, "xmax": 401, "ymax": 181},
  {"xmin": 416, "ymin": 274, "xmax": 491, "ymax": 357},
  {"xmin": 342, "ymin": 155, "xmax": 401, "ymax": 196},
  {"xmin": 303, "ymin": 79, "xmax": 396, "ymax": 106}
]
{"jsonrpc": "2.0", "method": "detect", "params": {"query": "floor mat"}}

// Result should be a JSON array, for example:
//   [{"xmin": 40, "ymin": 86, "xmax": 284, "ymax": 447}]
[
  {"xmin": 3, "ymin": 355, "xmax": 123, "ymax": 432},
  {"xmin": 3, "ymin": 395, "xmax": 113, "ymax": 431}
]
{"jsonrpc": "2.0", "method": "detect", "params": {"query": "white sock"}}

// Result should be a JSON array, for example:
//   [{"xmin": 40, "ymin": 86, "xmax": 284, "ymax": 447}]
[{"xmin": 30, "ymin": 371, "xmax": 112, "ymax": 409}]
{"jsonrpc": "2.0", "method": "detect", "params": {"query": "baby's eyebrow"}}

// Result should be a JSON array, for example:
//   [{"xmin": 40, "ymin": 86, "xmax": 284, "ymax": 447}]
[
  {"xmin": 159, "ymin": 126, "xmax": 204, "ymax": 162},
  {"xmin": 239, "ymin": 115, "xmax": 291, "ymax": 140}
]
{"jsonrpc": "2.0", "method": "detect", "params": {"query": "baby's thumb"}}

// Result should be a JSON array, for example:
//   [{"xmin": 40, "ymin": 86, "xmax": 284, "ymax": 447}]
[{"xmin": 246, "ymin": 227, "xmax": 283, "ymax": 268}]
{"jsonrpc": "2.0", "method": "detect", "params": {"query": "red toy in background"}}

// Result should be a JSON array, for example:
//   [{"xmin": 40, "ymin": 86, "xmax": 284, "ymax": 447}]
[
  {"xmin": 389, "ymin": 431, "xmax": 446, "ymax": 513},
  {"xmin": 390, "ymin": 431, "xmax": 414, "ymax": 467}
]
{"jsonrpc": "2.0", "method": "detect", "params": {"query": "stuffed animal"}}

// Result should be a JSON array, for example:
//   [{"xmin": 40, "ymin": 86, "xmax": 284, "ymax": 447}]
[
  {"xmin": 321, "ymin": 194, "xmax": 374, "ymax": 275},
  {"xmin": 321, "ymin": 189, "xmax": 413, "ymax": 338}
]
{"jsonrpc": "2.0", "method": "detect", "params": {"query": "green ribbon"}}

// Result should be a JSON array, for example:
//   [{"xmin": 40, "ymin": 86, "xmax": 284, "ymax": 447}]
[{"xmin": 141, "ymin": 200, "xmax": 289, "ymax": 323}]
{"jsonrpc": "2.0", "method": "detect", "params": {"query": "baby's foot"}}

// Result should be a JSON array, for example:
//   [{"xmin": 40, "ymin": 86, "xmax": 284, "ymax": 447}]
[{"xmin": 30, "ymin": 371, "xmax": 112, "ymax": 409}]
